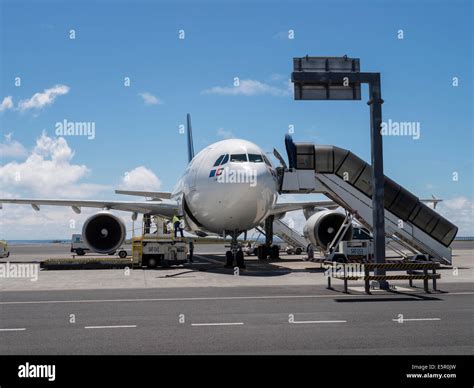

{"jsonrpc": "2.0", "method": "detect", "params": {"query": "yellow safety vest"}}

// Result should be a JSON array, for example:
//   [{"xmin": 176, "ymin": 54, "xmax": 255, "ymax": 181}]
[{"xmin": 172, "ymin": 215, "xmax": 180, "ymax": 224}]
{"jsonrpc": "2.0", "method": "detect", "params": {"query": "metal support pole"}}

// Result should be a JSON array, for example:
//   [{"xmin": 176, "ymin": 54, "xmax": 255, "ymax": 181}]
[
  {"xmin": 291, "ymin": 57, "xmax": 389, "ymax": 290},
  {"xmin": 343, "ymin": 264, "xmax": 348, "ymax": 294},
  {"xmin": 365, "ymin": 265, "xmax": 370, "ymax": 294},
  {"xmin": 367, "ymin": 74, "xmax": 388, "ymax": 289},
  {"xmin": 423, "ymin": 267, "xmax": 429, "ymax": 293},
  {"xmin": 432, "ymin": 265, "xmax": 437, "ymax": 291}
]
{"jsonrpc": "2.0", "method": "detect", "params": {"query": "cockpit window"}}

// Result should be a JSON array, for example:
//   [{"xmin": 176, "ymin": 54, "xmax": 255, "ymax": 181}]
[
  {"xmin": 221, "ymin": 154, "xmax": 229, "ymax": 165},
  {"xmin": 248, "ymin": 154, "xmax": 264, "ymax": 163},
  {"xmin": 262, "ymin": 154, "xmax": 272, "ymax": 166},
  {"xmin": 230, "ymin": 154, "xmax": 248, "ymax": 162},
  {"xmin": 213, "ymin": 155, "xmax": 225, "ymax": 166}
]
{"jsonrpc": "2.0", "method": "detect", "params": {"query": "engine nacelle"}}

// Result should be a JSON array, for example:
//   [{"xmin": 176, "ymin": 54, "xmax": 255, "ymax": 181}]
[
  {"xmin": 82, "ymin": 212, "xmax": 126, "ymax": 254},
  {"xmin": 303, "ymin": 210, "xmax": 353, "ymax": 250}
]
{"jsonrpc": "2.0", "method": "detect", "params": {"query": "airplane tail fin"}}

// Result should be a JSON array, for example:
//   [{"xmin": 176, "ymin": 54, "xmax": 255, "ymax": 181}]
[
  {"xmin": 187, "ymin": 113, "xmax": 195, "ymax": 163},
  {"xmin": 431, "ymin": 195, "xmax": 442, "ymax": 209},
  {"xmin": 420, "ymin": 195, "xmax": 442, "ymax": 209}
]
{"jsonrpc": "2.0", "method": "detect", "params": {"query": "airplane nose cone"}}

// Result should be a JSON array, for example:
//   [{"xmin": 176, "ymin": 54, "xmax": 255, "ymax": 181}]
[{"xmin": 190, "ymin": 165, "xmax": 277, "ymax": 233}]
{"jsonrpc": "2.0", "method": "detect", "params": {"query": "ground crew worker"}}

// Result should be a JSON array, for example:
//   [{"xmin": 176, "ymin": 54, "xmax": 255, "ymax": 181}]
[
  {"xmin": 307, "ymin": 244, "xmax": 314, "ymax": 261},
  {"xmin": 188, "ymin": 240, "xmax": 194, "ymax": 263},
  {"xmin": 172, "ymin": 214, "xmax": 184, "ymax": 238}
]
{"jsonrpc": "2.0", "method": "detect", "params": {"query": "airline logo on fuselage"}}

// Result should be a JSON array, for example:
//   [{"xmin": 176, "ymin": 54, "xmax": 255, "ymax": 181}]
[{"xmin": 209, "ymin": 168, "xmax": 224, "ymax": 178}]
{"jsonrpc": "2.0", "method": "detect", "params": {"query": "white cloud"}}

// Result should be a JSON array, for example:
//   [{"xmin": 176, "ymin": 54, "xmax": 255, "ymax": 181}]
[
  {"xmin": 282, "ymin": 210, "xmax": 307, "ymax": 234},
  {"xmin": 286, "ymin": 78, "xmax": 293, "ymax": 94},
  {"xmin": 0, "ymin": 131, "xmax": 108, "ymax": 197},
  {"xmin": 202, "ymin": 79, "xmax": 291, "ymax": 97},
  {"xmin": 17, "ymin": 84, "xmax": 70, "ymax": 111},
  {"xmin": 119, "ymin": 166, "xmax": 162, "ymax": 191},
  {"xmin": 0, "ymin": 205, "xmax": 137, "ymax": 240},
  {"xmin": 216, "ymin": 128, "xmax": 234, "ymax": 139},
  {"xmin": 270, "ymin": 73, "xmax": 285, "ymax": 81},
  {"xmin": 138, "ymin": 92, "xmax": 162, "ymax": 106},
  {"xmin": 437, "ymin": 196, "xmax": 474, "ymax": 236},
  {"xmin": 0, "ymin": 133, "xmax": 28, "ymax": 159},
  {"xmin": 0, "ymin": 96, "xmax": 14, "ymax": 112},
  {"xmin": 0, "ymin": 205, "xmax": 94, "ymax": 239}
]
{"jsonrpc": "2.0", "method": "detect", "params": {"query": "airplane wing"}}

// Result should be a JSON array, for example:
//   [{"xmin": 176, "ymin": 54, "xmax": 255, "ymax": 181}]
[
  {"xmin": 0, "ymin": 198, "xmax": 179, "ymax": 217},
  {"xmin": 268, "ymin": 201, "xmax": 339, "ymax": 215},
  {"xmin": 114, "ymin": 190, "xmax": 172, "ymax": 200},
  {"xmin": 271, "ymin": 196, "xmax": 442, "ymax": 216}
]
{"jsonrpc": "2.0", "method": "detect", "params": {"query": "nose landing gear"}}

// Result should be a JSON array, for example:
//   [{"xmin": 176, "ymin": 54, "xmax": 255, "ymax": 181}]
[{"xmin": 224, "ymin": 231, "xmax": 246, "ymax": 269}]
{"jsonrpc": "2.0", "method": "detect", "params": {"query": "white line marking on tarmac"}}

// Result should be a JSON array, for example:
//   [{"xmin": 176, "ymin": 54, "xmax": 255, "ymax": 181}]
[
  {"xmin": 392, "ymin": 318, "xmax": 441, "ymax": 322},
  {"xmin": 0, "ymin": 292, "xmax": 472, "ymax": 305},
  {"xmin": 191, "ymin": 322, "xmax": 244, "ymax": 326},
  {"xmin": 292, "ymin": 320, "xmax": 347, "ymax": 324},
  {"xmin": 84, "ymin": 325, "xmax": 137, "ymax": 329},
  {"xmin": 0, "ymin": 328, "xmax": 26, "ymax": 332}
]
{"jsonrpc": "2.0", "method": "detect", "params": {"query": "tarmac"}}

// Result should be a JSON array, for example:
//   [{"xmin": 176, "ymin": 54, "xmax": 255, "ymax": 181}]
[
  {"xmin": 0, "ymin": 241, "xmax": 472, "ymax": 354},
  {"xmin": 0, "ymin": 242, "xmax": 472, "ymax": 291}
]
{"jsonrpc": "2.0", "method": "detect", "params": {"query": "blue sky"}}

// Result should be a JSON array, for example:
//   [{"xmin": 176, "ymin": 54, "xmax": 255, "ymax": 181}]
[{"xmin": 0, "ymin": 0, "xmax": 472, "ymax": 238}]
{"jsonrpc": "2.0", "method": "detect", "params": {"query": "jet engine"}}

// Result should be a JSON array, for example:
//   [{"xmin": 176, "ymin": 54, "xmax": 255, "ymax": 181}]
[
  {"xmin": 303, "ymin": 210, "xmax": 353, "ymax": 250},
  {"xmin": 82, "ymin": 212, "xmax": 126, "ymax": 254}
]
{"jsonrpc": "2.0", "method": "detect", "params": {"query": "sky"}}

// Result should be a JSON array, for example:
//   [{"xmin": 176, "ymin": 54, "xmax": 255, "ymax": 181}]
[{"xmin": 0, "ymin": 0, "xmax": 472, "ymax": 239}]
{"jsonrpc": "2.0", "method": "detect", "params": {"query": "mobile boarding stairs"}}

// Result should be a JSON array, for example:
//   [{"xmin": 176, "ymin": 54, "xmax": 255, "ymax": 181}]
[{"xmin": 277, "ymin": 137, "xmax": 458, "ymax": 266}]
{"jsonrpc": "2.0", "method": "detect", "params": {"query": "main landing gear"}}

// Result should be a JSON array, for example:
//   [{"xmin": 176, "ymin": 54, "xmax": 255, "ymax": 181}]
[
  {"xmin": 256, "ymin": 215, "xmax": 280, "ymax": 260},
  {"xmin": 224, "ymin": 232, "xmax": 246, "ymax": 269}
]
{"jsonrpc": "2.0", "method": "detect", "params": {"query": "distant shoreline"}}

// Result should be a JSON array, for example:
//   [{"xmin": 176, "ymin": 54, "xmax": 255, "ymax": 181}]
[{"xmin": 3, "ymin": 240, "xmax": 70, "ymax": 245}]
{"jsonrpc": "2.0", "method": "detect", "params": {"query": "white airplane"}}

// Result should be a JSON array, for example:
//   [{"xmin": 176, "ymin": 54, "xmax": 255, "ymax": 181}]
[{"xmin": 0, "ymin": 114, "xmax": 338, "ymax": 266}]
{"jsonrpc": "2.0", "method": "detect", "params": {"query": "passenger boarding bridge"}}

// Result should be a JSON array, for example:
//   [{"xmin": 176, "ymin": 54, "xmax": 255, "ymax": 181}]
[{"xmin": 277, "ymin": 137, "xmax": 458, "ymax": 265}]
